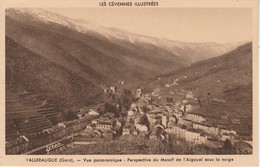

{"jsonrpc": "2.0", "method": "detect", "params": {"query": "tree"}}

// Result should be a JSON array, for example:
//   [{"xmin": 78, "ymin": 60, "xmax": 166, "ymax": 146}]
[
  {"xmin": 223, "ymin": 139, "xmax": 232, "ymax": 154},
  {"xmin": 64, "ymin": 111, "xmax": 78, "ymax": 121},
  {"xmin": 120, "ymin": 89, "xmax": 134, "ymax": 111}
]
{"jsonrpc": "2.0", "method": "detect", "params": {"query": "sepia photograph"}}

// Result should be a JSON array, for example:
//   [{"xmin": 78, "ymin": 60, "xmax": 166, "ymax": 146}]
[
  {"xmin": 1, "ymin": 0, "xmax": 258, "ymax": 166},
  {"xmin": 5, "ymin": 7, "xmax": 254, "ymax": 156}
]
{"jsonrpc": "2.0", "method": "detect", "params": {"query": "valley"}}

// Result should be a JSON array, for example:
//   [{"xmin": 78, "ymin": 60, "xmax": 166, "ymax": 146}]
[{"xmin": 5, "ymin": 8, "xmax": 253, "ymax": 155}]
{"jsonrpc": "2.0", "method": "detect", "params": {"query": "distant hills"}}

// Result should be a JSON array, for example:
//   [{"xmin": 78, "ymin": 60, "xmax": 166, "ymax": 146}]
[{"xmin": 164, "ymin": 42, "xmax": 252, "ymax": 99}]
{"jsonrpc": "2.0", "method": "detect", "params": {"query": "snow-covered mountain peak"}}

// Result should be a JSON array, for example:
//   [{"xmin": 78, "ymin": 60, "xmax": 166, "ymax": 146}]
[{"xmin": 6, "ymin": 8, "xmax": 246, "ymax": 63}]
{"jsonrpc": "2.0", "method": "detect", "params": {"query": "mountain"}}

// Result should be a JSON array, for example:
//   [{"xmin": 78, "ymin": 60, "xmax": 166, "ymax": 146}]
[
  {"xmin": 143, "ymin": 43, "xmax": 252, "ymax": 135},
  {"xmin": 5, "ymin": 8, "xmax": 190, "ymax": 117},
  {"xmin": 5, "ymin": 8, "xmax": 248, "ymax": 122},
  {"xmin": 6, "ymin": 8, "xmax": 190, "ymax": 85},
  {"xmin": 6, "ymin": 8, "xmax": 243, "ymax": 64}
]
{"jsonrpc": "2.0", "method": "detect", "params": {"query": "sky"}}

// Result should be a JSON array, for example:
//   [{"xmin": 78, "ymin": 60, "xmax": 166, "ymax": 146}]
[{"xmin": 46, "ymin": 8, "xmax": 252, "ymax": 44}]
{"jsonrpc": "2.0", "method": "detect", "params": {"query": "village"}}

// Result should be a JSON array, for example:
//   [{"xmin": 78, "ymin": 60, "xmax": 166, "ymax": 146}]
[
  {"xmin": 5, "ymin": 79, "xmax": 252, "ymax": 155},
  {"xmin": 76, "ymin": 82, "xmax": 251, "ymax": 153}
]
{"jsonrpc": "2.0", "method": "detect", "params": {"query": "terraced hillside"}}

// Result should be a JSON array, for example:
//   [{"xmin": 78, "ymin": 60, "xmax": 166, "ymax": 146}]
[
  {"xmin": 6, "ymin": 86, "xmax": 65, "ymax": 141},
  {"xmin": 6, "ymin": 37, "xmax": 109, "ymax": 141}
]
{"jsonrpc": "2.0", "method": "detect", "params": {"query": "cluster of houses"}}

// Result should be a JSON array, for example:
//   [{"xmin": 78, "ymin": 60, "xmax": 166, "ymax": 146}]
[
  {"xmin": 27, "ymin": 84, "xmax": 245, "ymax": 153},
  {"xmin": 117, "ymin": 88, "xmax": 240, "ymax": 148},
  {"xmin": 6, "ymin": 81, "xmax": 248, "ymax": 155},
  {"xmin": 6, "ymin": 114, "xmax": 98, "ymax": 154},
  {"xmin": 80, "ymin": 112, "xmax": 123, "ymax": 140},
  {"xmin": 165, "ymin": 78, "xmax": 179, "ymax": 87}
]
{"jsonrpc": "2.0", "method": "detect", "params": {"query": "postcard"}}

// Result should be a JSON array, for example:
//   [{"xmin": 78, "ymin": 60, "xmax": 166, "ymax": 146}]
[{"xmin": 0, "ymin": 0, "xmax": 258, "ymax": 166}]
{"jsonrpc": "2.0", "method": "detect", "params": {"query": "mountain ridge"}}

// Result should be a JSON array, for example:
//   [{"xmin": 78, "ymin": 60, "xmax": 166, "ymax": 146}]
[{"xmin": 6, "ymin": 8, "xmax": 245, "ymax": 63}]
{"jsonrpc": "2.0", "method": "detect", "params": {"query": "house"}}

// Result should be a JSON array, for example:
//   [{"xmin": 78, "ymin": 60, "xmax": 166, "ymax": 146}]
[
  {"xmin": 130, "ymin": 103, "xmax": 137, "ymax": 110},
  {"xmin": 132, "ymin": 129, "xmax": 138, "ymax": 135},
  {"xmin": 114, "ymin": 119, "xmax": 122, "ymax": 128},
  {"xmin": 220, "ymin": 113, "xmax": 229, "ymax": 120},
  {"xmin": 134, "ymin": 116, "xmax": 142, "ymax": 126},
  {"xmin": 169, "ymin": 115, "xmax": 177, "ymax": 123},
  {"xmin": 161, "ymin": 115, "xmax": 167, "ymax": 128},
  {"xmin": 185, "ymin": 113, "xmax": 206, "ymax": 123},
  {"xmin": 186, "ymin": 91, "xmax": 194, "ymax": 99},
  {"xmin": 77, "ymin": 113, "xmax": 83, "ymax": 118},
  {"xmin": 135, "ymin": 89, "xmax": 142, "ymax": 98},
  {"xmin": 165, "ymin": 84, "xmax": 171, "ymax": 88},
  {"xmin": 57, "ymin": 123, "xmax": 66, "ymax": 128},
  {"xmin": 96, "ymin": 123, "xmax": 112, "ymax": 130},
  {"xmin": 86, "ymin": 125, "xmax": 93, "ymax": 130},
  {"xmin": 122, "ymin": 128, "xmax": 131, "ymax": 135},
  {"xmin": 221, "ymin": 133, "xmax": 230, "ymax": 141},
  {"xmin": 220, "ymin": 128, "xmax": 237, "ymax": 135},
  {"xmin": 180, "ymin": 104, "xmax": 193, "ymax": 113},
  {"xmin": 167, "ymin": 126, "xmax": 207, "ymax": 145},
  {"xmin": 96, "ymin": 118, "xmax": 112, "ymax": 131},
  {"xmin": 185, "ymin": 129, "xmax": 207, "ymax": 145},
  {"xmin": 88, "ymin": 109, "xmax": 99, "ymax": 116},
  {"xmin": 208, "ymin": 126, "xmax": 219, "ymax": 136},
  {"xmin": 192, "ymin": 122, "xmax": 219, "ymax": 136},
  {"xmin": 231, "ymin": 119, "xmax": 241, "ymax": 125},
  {"xmin": 128, "ymin": 110, "xmax": 134, "ymax": 117},
  {"xmin": 104, "ymin": 88, "xmax": 108, "ymax": 93},
  {"xmin": 171, "ymin": 78, "xmax": 179, "ymax": 86},
  {"xmin": 178, "ymin": 118, "xmax": 192, "ymax": 127},
  {"xmin": 91, "ymin": 120, "xmax": 98, "ymax": 124},
  {"xmin": 110, "ymin": 86, "xmax": 117, "ymax": 93},
  {"xmin": 185, "ymin": 104, "xmax": 193, "ymax": 112},
  {"xmin": 166, "ymin": 126, "xmax": 186, "ymax": 138}
]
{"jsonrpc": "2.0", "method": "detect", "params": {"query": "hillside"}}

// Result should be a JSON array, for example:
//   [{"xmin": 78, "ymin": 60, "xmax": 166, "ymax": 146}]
[
  {"xmin": 6, "ymin": 8, "xmax": 191, "ymax": 84},
  {"xmin": 6, "ymin": 36, "xmax": 111, "ymax": 139},
  {"xmin": 143, "ymin": 43, "xmax": 252, "ymax": 135},
  {"xmin": 6, "ymin": 36, "xmax": 102, "ymax": 102}
]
